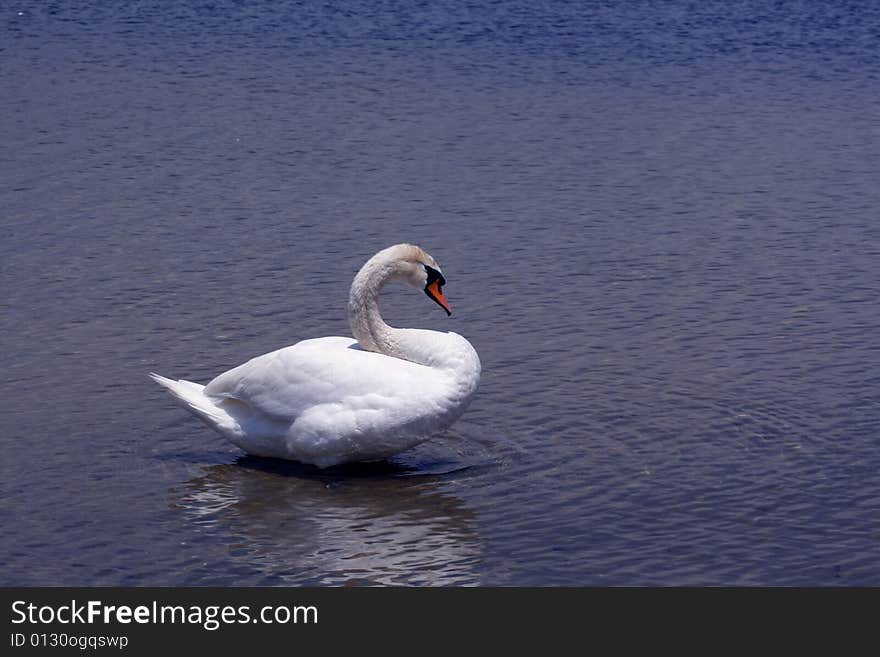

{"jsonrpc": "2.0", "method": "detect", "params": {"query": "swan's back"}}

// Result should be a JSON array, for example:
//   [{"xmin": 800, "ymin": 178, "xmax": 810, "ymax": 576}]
[{"xmin": 205, "ymin": 337, "xmax": 441, "ymax": 418}]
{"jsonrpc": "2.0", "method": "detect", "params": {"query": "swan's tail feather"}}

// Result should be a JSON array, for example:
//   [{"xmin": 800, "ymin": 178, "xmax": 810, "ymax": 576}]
[{"xmin": 149, "ymin": 372, "xmax": 233, "ymax": 429}]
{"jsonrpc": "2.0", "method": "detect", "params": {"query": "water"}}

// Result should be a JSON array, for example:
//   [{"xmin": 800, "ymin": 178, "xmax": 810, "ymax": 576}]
[{"xmin": 2, "ymin": 1, "xmax": 879, "ymax": 586}]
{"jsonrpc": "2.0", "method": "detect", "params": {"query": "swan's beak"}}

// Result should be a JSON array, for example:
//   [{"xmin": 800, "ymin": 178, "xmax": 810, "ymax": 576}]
[{"xmin": 425, "ymin": 280, "xmax": 452, "ymax": 316}]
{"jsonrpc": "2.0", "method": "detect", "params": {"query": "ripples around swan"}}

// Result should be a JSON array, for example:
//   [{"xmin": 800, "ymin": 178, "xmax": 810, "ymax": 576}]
[{"xmin": 172, "ymin": 439, "xmax": 494, "ymax": 586}]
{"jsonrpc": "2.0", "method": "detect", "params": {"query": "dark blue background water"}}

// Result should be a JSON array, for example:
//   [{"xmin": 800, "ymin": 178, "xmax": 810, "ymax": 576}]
[{"xmin": 2, "ymin": 1, "xmax": 879, "ymax": 585}]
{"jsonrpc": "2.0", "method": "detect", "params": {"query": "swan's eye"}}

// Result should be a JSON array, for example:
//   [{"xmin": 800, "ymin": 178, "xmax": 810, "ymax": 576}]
[{"xmin": 424, "ymin": 264, "xmax": 446, "ymax": 288}]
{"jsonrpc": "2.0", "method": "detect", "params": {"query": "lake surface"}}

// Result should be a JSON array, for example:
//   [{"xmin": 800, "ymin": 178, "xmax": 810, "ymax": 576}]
[{"xmin": 2, "ymin": 1, "xmax": 879, "ymax": 586}]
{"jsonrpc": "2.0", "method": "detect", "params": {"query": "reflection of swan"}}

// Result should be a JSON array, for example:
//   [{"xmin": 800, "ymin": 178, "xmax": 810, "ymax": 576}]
[
  {"xmin": 173, "ymin": 456, "xmax": 482, "ymax": 585},
  {"xmin": 152, "ymin": 244, "xmax": 481, "ymax": 467}
]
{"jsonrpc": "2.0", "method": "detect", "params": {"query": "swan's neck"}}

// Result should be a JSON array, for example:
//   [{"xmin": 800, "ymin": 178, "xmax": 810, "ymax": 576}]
[
  {"xmin": 348, "ymin": 249, "xmax": 482, "ymax": 407},
  {"xmin": 348, "ymin": 257, "xmax": 420, "ymax": 363}
]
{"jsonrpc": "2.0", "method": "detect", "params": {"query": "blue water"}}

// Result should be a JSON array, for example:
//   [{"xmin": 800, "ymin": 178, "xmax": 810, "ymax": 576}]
[{"xmin": 2, "ymin": 1, "xmax": 879, "ymax": 585}]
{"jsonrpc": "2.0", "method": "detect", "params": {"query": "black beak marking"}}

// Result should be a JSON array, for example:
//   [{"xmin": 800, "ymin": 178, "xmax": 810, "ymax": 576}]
[{"xmin": 424, "ymin": 265, "xmax": 451, "ymax": 315}]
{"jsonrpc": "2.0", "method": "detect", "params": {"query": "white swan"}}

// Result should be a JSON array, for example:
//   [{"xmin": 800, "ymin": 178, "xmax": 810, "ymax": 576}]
[{"xmin": 150, "ymin": 244, "xmax": 481, "ymax": 467}]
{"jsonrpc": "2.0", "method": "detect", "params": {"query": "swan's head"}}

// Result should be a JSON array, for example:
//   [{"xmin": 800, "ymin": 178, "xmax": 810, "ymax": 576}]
[
  {"xmin": 393, "ymin": 244, "xmax": 452, "ymax": 316},
  {"xmin": 358, "ymin": 243, "xmax": 452, "ymax": 316}
]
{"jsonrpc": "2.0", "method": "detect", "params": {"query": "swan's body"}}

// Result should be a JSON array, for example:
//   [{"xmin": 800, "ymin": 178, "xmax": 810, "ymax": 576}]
[{"xmin": 151, "ymin": 244, "xmax": 481, "ymax": 467}]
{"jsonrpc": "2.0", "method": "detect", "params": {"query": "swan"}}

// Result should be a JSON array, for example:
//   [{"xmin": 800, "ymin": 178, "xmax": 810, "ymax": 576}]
[{"xmin": 150, "ymin": 243, "xmax": 481, "ymax": 467}]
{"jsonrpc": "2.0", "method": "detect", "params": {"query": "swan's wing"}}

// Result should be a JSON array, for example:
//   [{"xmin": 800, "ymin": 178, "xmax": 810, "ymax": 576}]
[{"xmin": 203, "ymin": 337, "xmax": 437, "ymax": 422}]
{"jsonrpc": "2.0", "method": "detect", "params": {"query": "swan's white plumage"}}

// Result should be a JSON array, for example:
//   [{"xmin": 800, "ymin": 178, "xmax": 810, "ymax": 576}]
[{"xmin": 151, "ymin": 244, "xmax": 480, "ymax": 467}]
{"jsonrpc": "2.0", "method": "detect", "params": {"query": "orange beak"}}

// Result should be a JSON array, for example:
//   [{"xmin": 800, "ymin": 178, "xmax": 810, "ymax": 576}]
[{"xmin": 426, "ymin": 279, "xmax": 452, "ymax": 315}]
